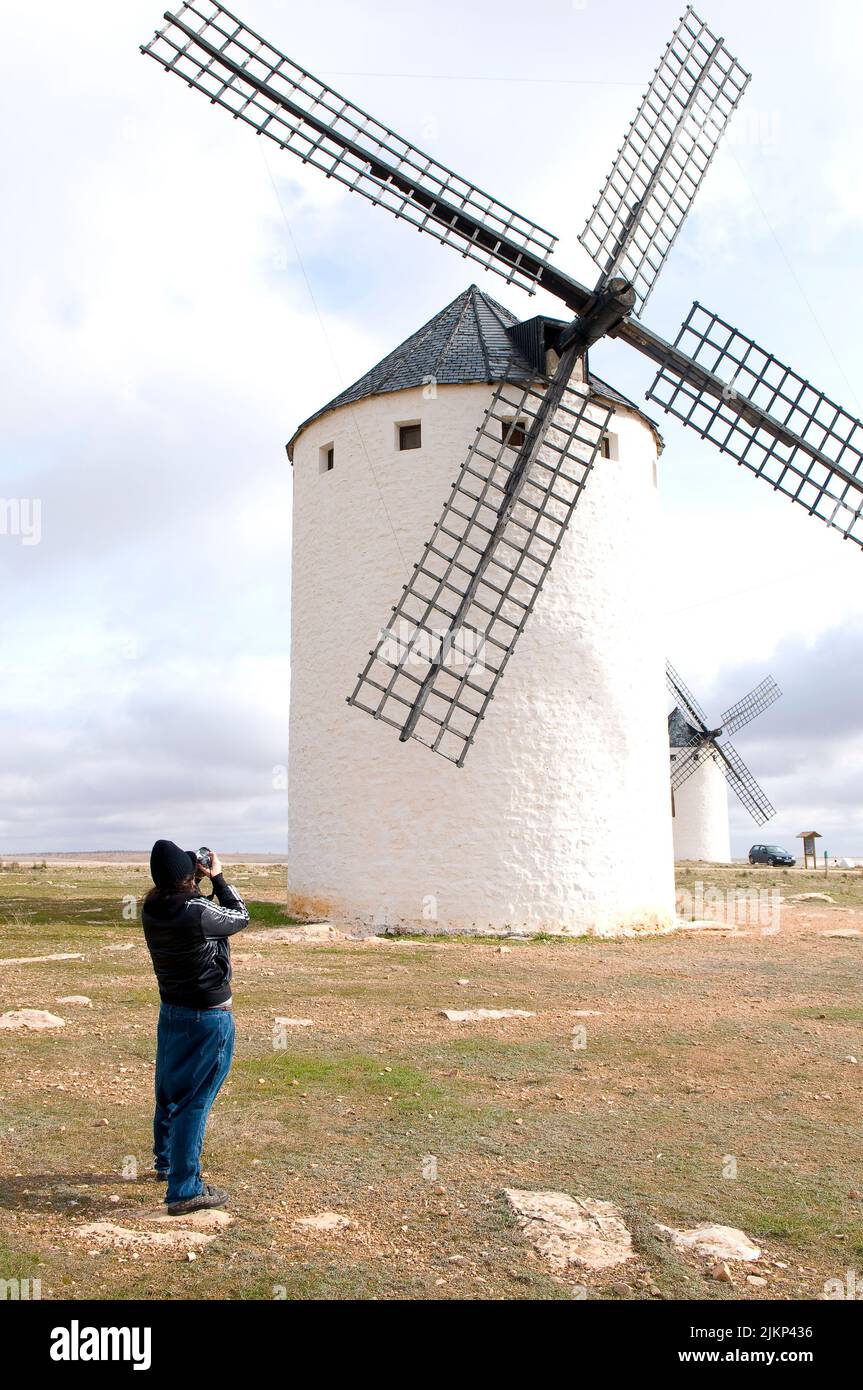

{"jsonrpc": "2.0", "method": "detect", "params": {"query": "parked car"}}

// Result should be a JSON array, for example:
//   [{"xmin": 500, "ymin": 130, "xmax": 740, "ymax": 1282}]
[{"xmin": 749, "ymin": 844, "xmax": 796, "ymax": 867}]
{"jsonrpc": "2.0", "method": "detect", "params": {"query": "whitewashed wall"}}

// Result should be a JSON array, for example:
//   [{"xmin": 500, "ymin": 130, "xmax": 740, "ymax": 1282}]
[
  {"xmin": 671, "ymin": 754, "xmax": 732, "ymax": 862},
  {"xmin": 288, "ymin": 377, "xmax": 675, "ymax": 934}
]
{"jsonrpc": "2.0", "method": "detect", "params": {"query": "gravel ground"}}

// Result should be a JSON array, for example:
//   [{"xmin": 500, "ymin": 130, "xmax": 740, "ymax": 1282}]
[{"xmin": 0, "ymin": 861, "xmax": 860, "ymax": 1301}]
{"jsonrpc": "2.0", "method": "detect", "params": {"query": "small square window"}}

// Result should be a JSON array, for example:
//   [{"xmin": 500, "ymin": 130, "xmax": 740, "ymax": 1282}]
[
  {"xmin": 398, "ymin": 422, "xmax": 422, "ymax": 451},
  {"xmin": 502, "ymin": 418, "xmax": 527, "ymax": 449},
  {"xmin": 600, "ymin": 431, "xmax": 618, "ymax": 460},
  {"xmin": 319, "ymin": 443, "xmax": 335, "ymax": 474}
]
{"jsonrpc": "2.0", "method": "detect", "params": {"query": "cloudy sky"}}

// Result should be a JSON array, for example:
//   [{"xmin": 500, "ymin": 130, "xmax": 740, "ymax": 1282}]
[{"xmin": 1, "ymin": 0, "xmax": 861, "ymax": 857}]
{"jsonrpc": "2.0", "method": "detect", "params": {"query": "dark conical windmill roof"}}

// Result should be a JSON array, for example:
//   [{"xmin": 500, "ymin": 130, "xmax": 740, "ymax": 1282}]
[
  {"xmin": 286, "ymin": 284, "xmax": 662, "ymax": 458},
  {"xmin": 668, "ymin": 706, "xmax": 702, "ymax": 749}
]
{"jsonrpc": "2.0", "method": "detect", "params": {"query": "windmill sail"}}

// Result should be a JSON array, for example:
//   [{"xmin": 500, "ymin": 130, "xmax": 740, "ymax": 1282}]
[
  {"xmin": 579, "ymin": 7, "xmax": 750, "ymax": 312},
  {"xmin": 141, "ymin": 1, "xmax": 558, "ymax": 293},
  {"xmin": 666, "ymin": 660, "xmax": 710, "ymax": 733},
  {"xmin": 647, "ymin": 303, "xmax": 863, "ymax": 546},
  {"xmin": 722, "ymin": 676, "xmax": 781, "ymax": 736},
  {"xmin": 715, "ymin": 740, "xmax": 775, "ymax": 824},
  {"xmin": 348, "ymin": 362, "xmax": 611, "ymax": 765},
  {"xmin": 671, "ymin": 732, "xmax": 774, "ymax": 823},
  {"xmin": 670, "ymin": 731, "xmax": 711, "ymax": 791}
]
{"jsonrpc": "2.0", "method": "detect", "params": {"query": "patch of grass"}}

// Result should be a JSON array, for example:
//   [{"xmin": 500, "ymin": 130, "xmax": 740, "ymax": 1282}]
[
  {"xmin": 0, "ymin": 1237, "xmax": 39, "ymax": 1283},
  {"xmin": 435, "ymin": 1035, "xmax": 566, "ymax": 1082},
  {"xmin": 233, "ymin": 1048, "xmax": 445, "ymax": 1107},
  {"xmin": 246, "ymin": 901, "xmax": 301, "ymax": 928}
]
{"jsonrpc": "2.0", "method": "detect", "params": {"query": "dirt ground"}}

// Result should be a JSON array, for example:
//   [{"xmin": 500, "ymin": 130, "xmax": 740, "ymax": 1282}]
[{"xmin": 0, "ymin": 860, "xmax": 861, "ymax": 1301}]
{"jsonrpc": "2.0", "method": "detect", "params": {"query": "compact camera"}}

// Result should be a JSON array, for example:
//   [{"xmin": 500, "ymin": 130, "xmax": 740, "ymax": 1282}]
[{"xmin": 196, "ymin": 847, "xmax": 213, "ymax": 870}]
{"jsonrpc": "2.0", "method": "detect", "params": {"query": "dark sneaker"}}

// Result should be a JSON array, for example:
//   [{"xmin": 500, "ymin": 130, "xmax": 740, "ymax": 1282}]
[
  {"xmin": 166, "ymin": 1184, "xmax": 229, "ymax": 1216},
  {"xmin": 153, "ymin": 1169, "xmax": 168, "ymax": 1182}
]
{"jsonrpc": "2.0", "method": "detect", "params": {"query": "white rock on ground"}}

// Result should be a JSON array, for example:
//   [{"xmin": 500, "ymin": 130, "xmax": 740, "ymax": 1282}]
[
  {"xmin": 0, "ymin": 1009, "xmax": 66, "ymax": 1031},
  {"xmin": 75, "ymin": 1221, "xmax": 219, "ymax": 1250},
  {"xmin": 146, "ymin": 1209, "xmax": 233, "ymax": 1232},
  {"xmin": 245, "ymin": 925, "xmax": 345, "ymax": 944},
  {"xmin": 675, "ymin": 920, "xmax": 740, "ymax": 932},
  {"xmin": 788, "ymin": 893, "xmax": 835, "ymax": 904},
  {"xmin": 659, "ymin": 1223, "xmax": 761, "ymax": 1262},
  {"xmin": 504, "ymin": 1189, "xmax": 633, "ymax": 1271},
  {"xmin": 0, "ymin": 953, "xmax": 83, "ymax": 966},
  {"xmin": 821, "ymin": 929, "xmax": 861, "ymax": 938},
  {"xmin": 274, "ymin": 1017, "xmax": 314, "ymax": 1028},
  {"xmin": 294, "ymin": 1211, "xmax": 353, "ymax": 1232},
  {"xmin": 442, "ymin": 1008, "xmax": 535, "ymax": 1022},
  {"xmin": 56, "ymin": 996, "xmax": 92, "ymax": 1007}
]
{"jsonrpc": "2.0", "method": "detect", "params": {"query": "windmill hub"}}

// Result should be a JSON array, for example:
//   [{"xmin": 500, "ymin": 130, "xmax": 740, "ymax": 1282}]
[{"xmin": 558, "ymin": 278, "xmax": 637, "ymax": 354}]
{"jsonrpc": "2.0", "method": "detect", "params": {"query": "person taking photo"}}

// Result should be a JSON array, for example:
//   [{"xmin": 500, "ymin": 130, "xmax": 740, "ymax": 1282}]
[{"xmin": 141, "ymin": 839, "xmax": 249, "ymax": 1214}]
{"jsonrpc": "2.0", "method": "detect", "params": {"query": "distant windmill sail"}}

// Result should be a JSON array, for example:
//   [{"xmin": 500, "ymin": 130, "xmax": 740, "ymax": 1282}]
[
  {"xmin": 667, "ymin": 660, "xmax": 779, "ymax": 825},
  {"xmin": 141, "ymin": 3, "xmax": 862, "ymax": 766}
]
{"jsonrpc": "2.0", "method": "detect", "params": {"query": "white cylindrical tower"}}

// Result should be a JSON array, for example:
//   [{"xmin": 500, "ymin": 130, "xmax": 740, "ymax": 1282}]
[
  {"xmin": 670, "ymin": 753, "xmax": 732, "ymax": 862},
  {"xmin": 287, "ymin": 287, "xmax": 675, "ymax": 935}
]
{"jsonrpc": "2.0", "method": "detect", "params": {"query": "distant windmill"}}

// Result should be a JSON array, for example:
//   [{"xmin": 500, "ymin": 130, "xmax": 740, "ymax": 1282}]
[
  {"xmin": 141, "ymin": 2, "xmax": 862, "ymax": 771},
  {"xmin": 667, "ymin": 661, "xmax": 780, "ymax": 862}
]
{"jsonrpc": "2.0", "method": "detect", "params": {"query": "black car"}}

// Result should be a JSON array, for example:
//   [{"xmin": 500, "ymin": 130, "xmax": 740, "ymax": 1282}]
[{"xmin": 749, "ymin": 844, "xmax": 796, "ymax": 867}]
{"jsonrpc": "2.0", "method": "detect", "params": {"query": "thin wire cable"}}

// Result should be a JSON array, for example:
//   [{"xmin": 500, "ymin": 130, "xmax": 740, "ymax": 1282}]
[
  {"xmin": 726, "ymin": 145, "xmax": 861, "ymax": 415},
  {"xmin": 320, "ymin": 71, "xmax": 642, "ymax": 87},
  {"xmin": 668, "ymin": 566, "xmax": 809, "ymax": 614}
]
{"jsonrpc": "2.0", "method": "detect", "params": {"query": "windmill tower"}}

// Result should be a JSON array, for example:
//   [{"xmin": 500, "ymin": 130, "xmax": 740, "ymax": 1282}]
[
  {"xmin": 286, "ymin": 287, "xmax": 673, "ymax": 933},
  {"xmin": 141, "ymin": 4, "xmax": 863, "ymax": 931},
  {"xmin": 669, "ymin": 709, "xmax": 732, "ymax": 862},
  {"xmin": 667, "ymin": 662, "xmax": 780, "ymax": 862}
]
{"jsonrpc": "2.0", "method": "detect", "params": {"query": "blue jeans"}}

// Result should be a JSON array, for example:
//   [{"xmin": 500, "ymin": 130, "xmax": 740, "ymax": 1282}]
[{"xmin": 153, "ymin": 1002, "xmax": 235, "ymax": 1204}]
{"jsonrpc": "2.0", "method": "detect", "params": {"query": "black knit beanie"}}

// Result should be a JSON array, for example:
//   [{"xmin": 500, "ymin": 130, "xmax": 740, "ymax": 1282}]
[{"xmin": 150, "ymin": 839, "xmax": 195, "ymax": 890}]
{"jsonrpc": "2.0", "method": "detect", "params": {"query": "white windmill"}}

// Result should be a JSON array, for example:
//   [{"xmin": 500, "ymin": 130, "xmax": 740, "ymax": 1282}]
[
  {"xmin": 142, "ymin": 5, "xmax": 863, "ymax": 935},
  {"xmin": 285, "ymin": 286, "xmax": 670, "ymax": 934},
  {"xmin": 667, "ymin": 662, "xmax": 781, "ymax": 863}
]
